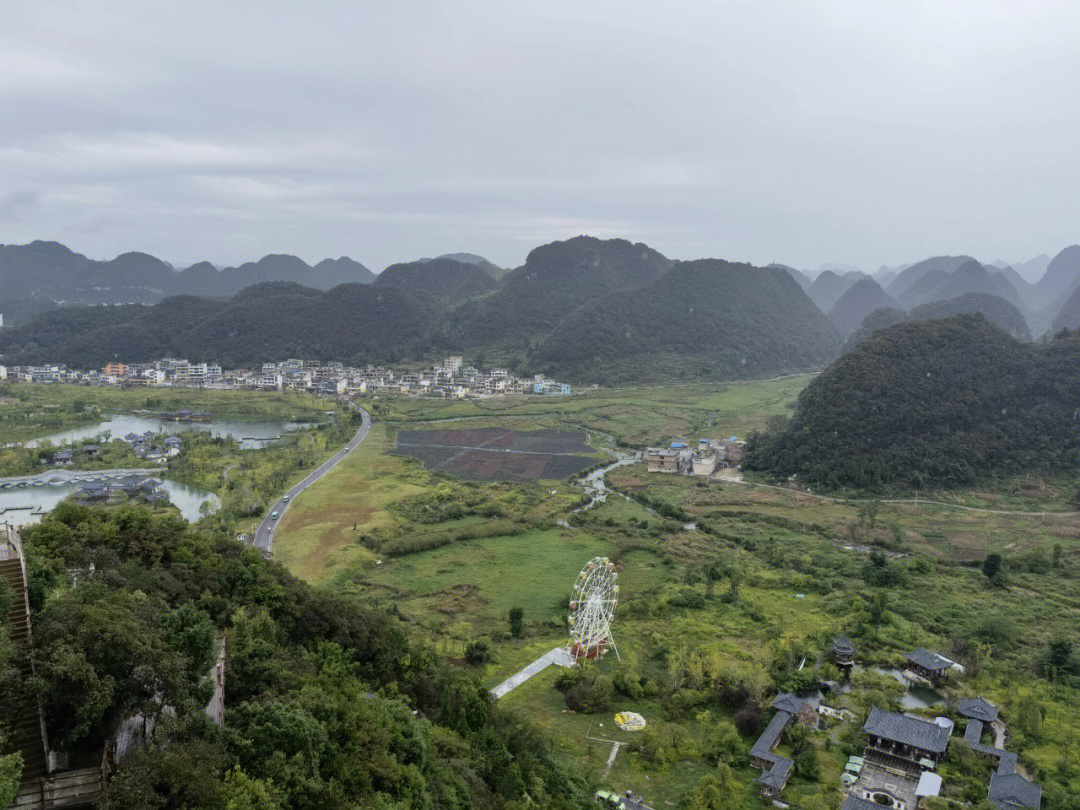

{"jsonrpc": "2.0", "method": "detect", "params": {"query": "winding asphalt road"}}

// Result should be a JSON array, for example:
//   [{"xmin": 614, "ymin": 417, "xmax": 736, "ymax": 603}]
[{"xmin": 254, "ymin": 407, "xmax": 370, "ymax": 554}]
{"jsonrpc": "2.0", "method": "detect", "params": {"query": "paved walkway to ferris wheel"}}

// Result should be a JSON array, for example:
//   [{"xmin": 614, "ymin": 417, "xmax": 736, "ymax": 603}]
[{"xmin": 490, "ymin": 647, "xmax": 576, "ymax": 699}]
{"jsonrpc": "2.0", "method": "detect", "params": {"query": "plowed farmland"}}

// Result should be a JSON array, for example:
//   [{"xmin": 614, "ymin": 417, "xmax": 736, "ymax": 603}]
[{"xmin": 392, "ymin": 427, "xmax": 595, "ymax": 480}]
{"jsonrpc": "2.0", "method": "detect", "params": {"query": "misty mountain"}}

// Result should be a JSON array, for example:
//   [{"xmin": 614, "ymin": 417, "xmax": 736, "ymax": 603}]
[
  {"xmin": 885, "ymin": 255, "xmax": 975, "ymax": 300},
  {"xmin": 1029, "ymin": 245, "xmax": 1080, "ymax": 314},
  {"xmin": 769, "ymin": 263, "xmax": 811, "ymax": 291},
  {"xmin": 994, "ymin": 254, "xmax": 1051, "ymax": 284},
  {"xmin": 806, "ymin": 270, "xmax": 867, "ymax": 312},
  {"xmin": 746, "ymin": 314, "xmax": 1080, "ymax": 489},
  {"xmin": 531, "ymin": 259, "xmax": 842, "ymax": 384},
  {"xmin": 890, "ymin": 259, "xmax": 1023, "ymax": 311},
  {"xmin": 816, "ymin": 262, "xmax": 862, "ymax": 275},
  {"xmin": 845, "ymin": 293, "xmax": 1032, "ymax": 348},
  {"xmin": 872, "ymin": 268, "xmax": 899, "ymax": 289},
  {"xmin": 0, "ymin": 241, "xmax": 376, "ymax": 316},
  {"xmin": 435, "ymin": 253, "xmax": 506, "ymax": 279},
  {"xmin": 826, "ymin": 277, "xmax": 893, "ymax": 336},
  {"xmin": 374, "ymin": 258, "xmax": 498, "ymax": 307}
]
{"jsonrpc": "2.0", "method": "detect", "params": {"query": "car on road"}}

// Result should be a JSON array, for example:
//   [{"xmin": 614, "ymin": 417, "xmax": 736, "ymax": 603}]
[
  {"xmin": 271, "ymin": 511, "xmax": 279, "ymax": 520},
  {"xmin": 283, "ymin": 495, "xmax": 289, "ymax": 501}
]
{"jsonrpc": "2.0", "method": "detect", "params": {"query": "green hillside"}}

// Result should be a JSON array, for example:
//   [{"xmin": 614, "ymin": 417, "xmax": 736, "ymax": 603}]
[
  {"xmin": 746, "ymin": 314, "xmax": 1080, "ymax": 489},
  {"xmin": 531, "ymin": 259, "xmax": 842, "ymax": 384}
]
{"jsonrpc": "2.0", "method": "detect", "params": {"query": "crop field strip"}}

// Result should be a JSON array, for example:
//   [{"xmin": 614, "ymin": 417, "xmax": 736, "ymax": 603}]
[{"xmin": 392, "ymin": 427, "xmax": 596, "ymax": 480}]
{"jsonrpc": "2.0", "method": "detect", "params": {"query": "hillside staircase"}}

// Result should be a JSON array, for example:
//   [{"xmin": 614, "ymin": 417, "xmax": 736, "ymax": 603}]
[
  {"xmin": 0, "ymin": 532, "xmax": 49, "ymax": 785},
  {"xmin": 1, "ymin": 527, "xmax": 106, "ymax": 809}
]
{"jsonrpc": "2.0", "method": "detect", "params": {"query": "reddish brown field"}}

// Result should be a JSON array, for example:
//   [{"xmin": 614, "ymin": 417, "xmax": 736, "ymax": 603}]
[{"xmin": 392, "ymin": 428, "xmax": 594, "ymax": 480}]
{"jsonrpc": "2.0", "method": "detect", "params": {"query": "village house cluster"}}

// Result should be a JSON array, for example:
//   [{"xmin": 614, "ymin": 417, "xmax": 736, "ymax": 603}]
[
  {"xmin": 644, "ymin": 436, "xmax": 746, "ymax": 476},
  {"xmin": 748, "ymin": 635, "xmax": 1042, "ymax": 809},
  {"xmin": 73, "ymin": 474, "xmax": 170, "ymax": 508},
  {"xmin": 51, "ymin": 431, "xmax": 184, "ymax": 467},
  {"xmin": 0, "ymin": 356, "xmax": 572, "ymax": 399}
]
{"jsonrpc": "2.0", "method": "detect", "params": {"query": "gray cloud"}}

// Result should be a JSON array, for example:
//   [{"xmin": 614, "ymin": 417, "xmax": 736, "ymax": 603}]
[
  {"xmin": 0, "ymin": 191, "xmax": 38, "ymax": 221},
  {"xmin": 1, "ymin": 1, "xmax": 1078, "ymax": 270}
]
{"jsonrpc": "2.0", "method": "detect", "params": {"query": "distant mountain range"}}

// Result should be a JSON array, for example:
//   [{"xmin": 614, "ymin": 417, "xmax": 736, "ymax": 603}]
[
  {"xmin": 845, "ymin": 293, "xmax": 1033, "ymax": 348},
  {"xmin": 781, "ymin": 245, "xmax": 1080, "ymax": 345},
  {"xmin": 1, "ymin": 236, "xmax": 839, "ymax": 382},
  {"xmin": 4, "ymin": 236, "xmax": 1080, "ymax": 383},
  {"xmin": 0, "ymin": 241, "xmax": 379, "ymax": 326},
  {"xmin": 0, "ymin": 281, "xmax": 434, "ymax": 368}
]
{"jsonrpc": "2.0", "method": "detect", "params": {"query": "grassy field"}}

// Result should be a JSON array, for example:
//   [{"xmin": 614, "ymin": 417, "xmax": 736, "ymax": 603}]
[
  {"xmin": 272, "ymin": 422, "xmax": 427, "ymax": 583},
  {"xmin": 268, "ymin": 379, "xmax": 1080, "ymax": 807},
  {"xmin": 373, "ymin": 374, "xmax": 812, "ymax": 447}
]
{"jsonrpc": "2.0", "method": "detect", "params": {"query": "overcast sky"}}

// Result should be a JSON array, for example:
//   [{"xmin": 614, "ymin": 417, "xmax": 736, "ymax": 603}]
[{"xmin": 3, "ymin": 1, "xmax": 1078, "ymax": 272}]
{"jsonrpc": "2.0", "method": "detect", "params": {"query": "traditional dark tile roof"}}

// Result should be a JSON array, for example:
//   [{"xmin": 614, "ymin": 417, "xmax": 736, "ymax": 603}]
[
  {"xmin": 863, "ymin": 706, "xmax": 951, "ymax": 753},
  {"xmin": 958, "ymin": 696, "xmax": 999, "ymax": 723},
  {"xmin": 771, "ymin": 692, "xmax": 806, "ymax": 715},
  {"xmin": 964, "ymin": 718, "xmax": 984, "ymax": 745},
  {"xmin": 996, "ymin": 752, "xmax": 1019, "ymax": 775},
  {"xmin": 758, "ymin": 756, "xmax": 792, "ymax": 789},
  {"xmin": 906, "ymin": 648, "xmax": 953, "ymax": 672},
  {"xmin": 750, "ymin": 710, "xmax": 792, "ymax": 759},
  {"xmin": 833, "ymin": 634, "xmax": 854, "ymax": 652},
  {"xmin": 988, "ymin": 771, "xmax": 1042, "ymax": 809}
]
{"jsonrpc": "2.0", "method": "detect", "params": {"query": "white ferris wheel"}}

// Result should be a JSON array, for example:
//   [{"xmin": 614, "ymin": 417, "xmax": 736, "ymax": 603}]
[{"xmin": 567, "ymin": 556, "xmax": 620, "ymax": 660}]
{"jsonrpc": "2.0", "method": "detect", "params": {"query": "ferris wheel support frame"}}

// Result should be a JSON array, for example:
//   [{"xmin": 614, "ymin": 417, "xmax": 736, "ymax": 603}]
[{"xmin": 566, "ymin": 557, "xmax": 621, "ymax": 662}]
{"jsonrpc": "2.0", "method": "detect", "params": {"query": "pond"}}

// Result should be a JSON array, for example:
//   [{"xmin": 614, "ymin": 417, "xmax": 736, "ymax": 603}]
[
  {"xmin": 23, "ymin": 414, "xmax": 311, "ymax": 450},
  {"xmin": 797, "ymin": 666, "xmax": 944, "ymax": 711},
  {"xmin": 0, "ymin": 479, "xmax": 218, "ymax": 525}
]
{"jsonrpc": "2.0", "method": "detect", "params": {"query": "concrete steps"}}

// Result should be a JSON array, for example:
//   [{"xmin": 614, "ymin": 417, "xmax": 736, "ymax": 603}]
[{"xmin": 0, "ymin": 555, "xmax": 49, "ymax": 783}]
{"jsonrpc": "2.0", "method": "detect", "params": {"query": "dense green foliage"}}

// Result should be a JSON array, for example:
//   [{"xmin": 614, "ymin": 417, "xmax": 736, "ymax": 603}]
[
  {"xmin": 7, "ymin": 504, "xmax": 588, "ymax": 809},
  {"xmin": 747, "ymin": 315, "xmax": 1080, "ymax": 489},
  {"xmin": 4, "ymin": 282, "xmax": 435, "ymax": 368},
  {"xmin": 531, "ymin": 260, "xmax": 842, "ymax": 384},
  {"xmin": 375, "ymin": 259, "xmax": 497, "ymax": 308},
  {"xmin": 458, "ymin": 236, "xmax": 673, "ymax": 350}
]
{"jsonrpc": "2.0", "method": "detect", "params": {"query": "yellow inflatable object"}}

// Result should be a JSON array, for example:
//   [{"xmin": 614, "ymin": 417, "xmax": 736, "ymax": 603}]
[{"xmin": 614, "ymin": 711, "xmax": 646, "ymax": 732}]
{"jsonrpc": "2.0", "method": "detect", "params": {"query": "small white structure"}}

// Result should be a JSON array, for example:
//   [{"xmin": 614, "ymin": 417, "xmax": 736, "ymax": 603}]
[{"xmin": 915, "ymin": 771, "xmax": 942, "ymax": 801}]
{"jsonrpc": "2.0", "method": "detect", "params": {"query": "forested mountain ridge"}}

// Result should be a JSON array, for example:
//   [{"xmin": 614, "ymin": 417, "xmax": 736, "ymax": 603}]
[
  {"xmin": 531, "ymin": 259, "xmax": 842, "ymax": 383},
  {"xmin": 463, "ymin": 236, "xmax": 673, "ymax": 348},
  {"xmin": 0, "ymin": 241, "xmax": 375, "ymax": 312},
  {"xmin": 374, "ymin": 257, "xmax": 498, "ymax": 307},
  {"xmin": 1, "ymin": 282, "xmax": 434, "ymax": 368},
  {"xmin": 746, "ymin": 314, "xmax": 1080, "ymax": 489},
  {"xmin": 0, "ymin": 503, "xmax": 587, "ymax": 808}
]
